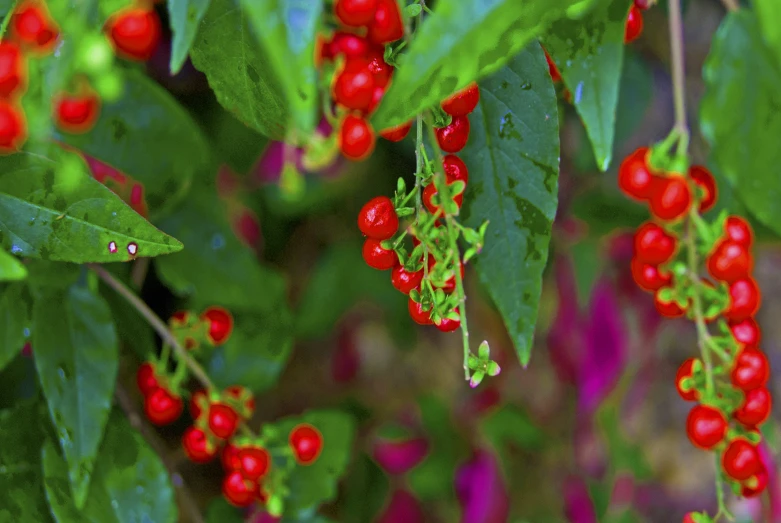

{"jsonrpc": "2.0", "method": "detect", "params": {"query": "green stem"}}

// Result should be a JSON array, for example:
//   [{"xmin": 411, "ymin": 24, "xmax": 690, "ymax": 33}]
[
  {"xmin": 0, "ymin": 0, "xmax": 19, "ymax": 40},
  {"xmin": 414, "ymin": 116, "xmax": 431, "ymax": 281}
]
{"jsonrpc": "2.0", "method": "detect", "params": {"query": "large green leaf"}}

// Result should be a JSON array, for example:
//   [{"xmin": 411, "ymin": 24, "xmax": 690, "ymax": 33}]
[
  {"xmin": 459, "ymin": 43, "xmax": 559, "ymax": 367},
  {"xmin": 542, "ymin": 0, "xmax": 628, "ymax": 170},
  {"xmin": 55, "ymin": 69, "xmax": 209, "ymax": 217},
  {"xmin": 32, "ymin": 282, "xmax": 119, "ymax": 508},
  {"xmin": 0, "ymin": 283, "xmax": 30, "ymax": 372},
  {"xmin": 754, "ymin": 0, "xmax": 781, "ymax": 69},
  {"xmin": 168, "ymin": 0, "xmax": 212, "ymax": 74},
  {"xmin": 42, "ymin": 412, "xmax": 177, "ymax": 523},
  {"xmin": 372, "ymin": 0, "xmax": 598, "ymax": 131},
  {"xmin": 190, "ymin": 0, "xmax": 288, "ymax": 140},
  {"xmin": 700, "ymin": 11, "xmax": 781, "ymax": 236},
  {"xmin": 0, "ymin": 400, "xmax": 53, "ymax": 523},
  {"xmin": 0, "ymin": 150, "xmax": 183, "ymax": 263},
  {"xmin": 241, "ymin": 0, "xmax": 323, "ymax": 136},
  {"xmin": 155, "ymin": 191, "xmax": 287, "ymax": 313},
  {"xmin": 0, "ymin": 247, "xmax": 26, "ymax": 280}
]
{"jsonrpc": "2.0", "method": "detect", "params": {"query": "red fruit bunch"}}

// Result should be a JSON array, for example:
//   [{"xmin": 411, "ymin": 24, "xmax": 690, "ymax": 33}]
[
  {"xmin": 168, "ymin": 306, "xmax": 235, "ymax": 351},
  {"xmin": 136, "ymin": 361, "xmax": 184, "ymax": 426},
  {"xmin": 318, "ymin": 0, "xmax": 404, "ymax": 161},
  {"xmin": 105, "ymin": 3, "xmax": 162, "ymax": 62}
]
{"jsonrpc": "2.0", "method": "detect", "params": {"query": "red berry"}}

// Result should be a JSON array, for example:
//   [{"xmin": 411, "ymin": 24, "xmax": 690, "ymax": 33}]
[
  {"xmin": 741, "ymin": 465, "xmax": 769, "ymax": 498},
  {"xmin": 436, "ymin": 310, "xmax": 461, "ymax": 333},
  {"xmin": 430, "ymin": 260, "xmax": 465, "ymax": 293},
  {"xmin": 734, "ymin": 387, "xmax": 772, "ymax": 427},
  {"xmin": 683, "ymin": 514, "xmax": 696, "ymax": 523},
  {"xmin": 367, "ymin": 49, "xmax": 393, "ymax": 89},
  {"xmin": 423, "ymin": 182, "xmax": 463, "ymax": 215},
  {"xmin": 379, "ymin": 121, "xmax": 412, "ymax": 142},
  {"xmin": 707, "ymin": 240, "xmax": 752, "ymax": 283},
  {"xmin": 633, "ymin": 222, "xmax": 676, "ymax": 265},
  {"xmin": 725, "ymin": 278, "xmax": 761, "ymax": 323},
  {"xmin": 724, "ymin": 216, "xmax": 753, "ymax": 248},
  {"xmin": 289, "ymin": 423, "xmax": 324, "ymax": 465},
  {"xmin": 730, "ymin": 318, "xmax": 761, "ymax": 347},
  {"xmin": 443, "ymin": 155, "xmax": 468, "ymax": 184},
  {"xmin": 238, "ymin": 447, "xmax": 271, "ymax": 481},
  {"xmin": 329, "ymin": 31, "xmax": 373, "ymax": 59},
  {"xmin": 434, "ymin": 115, "xmax": 470, "ymax": 153},
  {"xmin": 0, "ymin": 101, "xmax": 25, "ymax": 152},
  {"xmin": 208, "ymin": 403, "xmax": 240, "ymax": 440},
  {"xmin": 689, "ymin": 165, "xmax": 717, "ymax": 213},
  {"xmin": 358, "ymin": 196, "xmax": 398, "ymax": 240},
  {"xmin": 367, "ymin": 0, "xmax": 404, "ymax": 44},
  {"xmin": 54, "ymin": 91, "xmax": 100, "ymax": 134},
  {"xmin": 335, "ymin": 0, "xmax": 379, "ymax": 27},
  {"xmin": 654, "ymin": 289, "xmax": 685, "ymax": 318},
  {"xmin": 0, "ymin": 42, "xmax": 24, "ymax": 98},
  {"xmin": 362, "ymin": 238, "xmax": 398, "ymax": 270},
  {"xmin": 722, "ymin": 439, "xmax": 761, "ymax": 481},
  {"xmin": 630, "ymin": 258, "xmax": 671, "ymax": 292},
  {"xmin": 624, "ymin": 4, "xmax": 643, "ymax": 43},
  {"xmin": 201, "ymin": 306, "xmax": 234, "ymax": 345},
  {"xmin": 339, "ymin": 114, "xmax": 375, "ymax": 160},
  {"xmin": 675, "ymin": 358, "xmax": 699, "ymax": 402},
  {"xmin": 731, "ymin": 348, "xmax": 769, "ymax": 392},
  {"xmin": 190, "ymin": 389, "xmax": 207, "ymax": 419},
  {"xmin": 170, "ymin": 310, "xmax": 191, "ymax": 327},
  {"xmin": 634, "ymin": 0, "xmax": 652, "ymax": 8},
  {"xmin": 136, "ymin": 362, "xmax": 159, "ymax": 396},
  {"xmin": 107, "ymin": 8, "xmax": 162, "ymax": 61},
  {"xmin": 649, "ymin": 175, "xmax": 692, "ymax": 221},
  {"xmin": 144, "ymin": 387, "xmax": 184, "ymax": 426},
  {"xmin": 391, "ymin": 265, "xmax": 423, "ymax": 294},
  {"xmin": 12, "ymin": 3, "xmax": 58, "ymax": 51},
  {"xmin": 332, "ymin": 58, "xmax": 375, "ymax": 111},
  {"xmin": 543, "ymin": 49, "xmax": 561, "ymax": 82},
  {"xmin": 618, "ymin": 147, "xmax": 654, "ymax": 201},
  {"xmin": 221, "ymin": 442, "xmax": 242, "ymax": 471},
  {"xmin": 686, "ymin": 404, "xmax": 727, "ymax": 449},
  {"xmin": 366, "ymin": 84, "xmax": 386, "ymax": 114},
  {"xmin": 441, "ymin": 82, "xmax": 480, "ymax": 117},
  {"xmin": 408, "ymin": 298, "xmax": 433, "ymax": 325},
  {"xmin": 182, "ymin": 426, "xmax": 217, "ymax": 464},
  {"xmin": 222, "ymin": 470, "xmax": 256, "ymax": 508}
]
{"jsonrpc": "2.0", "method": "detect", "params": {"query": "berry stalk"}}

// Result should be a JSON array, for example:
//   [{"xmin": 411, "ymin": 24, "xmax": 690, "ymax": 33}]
[{"xmin": 0, "ymin": 0, "xmax": 19, "ymax": 39}]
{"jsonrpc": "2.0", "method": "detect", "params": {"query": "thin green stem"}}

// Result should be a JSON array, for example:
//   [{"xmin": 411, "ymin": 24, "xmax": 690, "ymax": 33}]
[
  {"xmin": 0, "ymin": 0, "xmax": 19, "ymax": 40},
  {"xmin": 414, "ymin": 116, "xmax": 431, "ymax": 281}
]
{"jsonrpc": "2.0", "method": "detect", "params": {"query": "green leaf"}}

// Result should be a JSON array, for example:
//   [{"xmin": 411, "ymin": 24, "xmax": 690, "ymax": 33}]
[
  {"xmin": 205, "ymin": 498, "xmax": 244, "ymax": 523},
  {"xmin": 32, "ymin": 281, "xmax": 119, "ymax": 508},
  {"xmin": 595, "ymin": 404, "xmax": 652, "ymax": 480},
  {"xmin": 155, "ymin": 190, "xmax": 287, "ymax": 313},
  {"xmin": 754, "ymin": 0, "xmax": 781, "ymax": 69},
  {"xmin": 42, "ymin": 412, "xmax": 177, "ymax": 523},
  {"xmin": 0, "ymin": 247, "xmax": 27, "ymax": 280},
  {"xmin": 0, "ymin": 283, "xmax": 30, "ymax": 372},
  {"xmin": 190, "ymin": 0, "xmax": 288, "ymax": 140},
  {"xmin": 542, "ymin": 0, "xmax": 628, "ymax": 171},
  {"xmin": 341, "ymin": 455, "xmax": 389, "ymax": 523},
  {"xmin": 168, "ymin": 0, "xmax": 212, "ymax": 74},
  {"xmin": 372, "ymin": 0, "xmax": 599, "ymax": 131},
  {"xmin": 0, "ymin": 150, "xmax": 183, "ymax": 263},
  {"xmin": 0, "ymin": 400, "xmax": 53, "ymax": 523},
  {"xmin": 54, "ymin": 69, "xmax": 209, "ymax": 218},
  {"xmin": 701, "ymin": 11, "xmax": 781, "ymax": 237},
  {"xmin": 207, "ymin": 307, "xmax": 294, "ymax": 394},
  {"xmin": 274, "ymin": 410, "xmax": 356, "ymax": 514},
  {"xmin": 480, "ymin": 405, "xmax": 545, "ymax": 455},
  {"xmin": 459, "ymin": 43, "xmax": 559, "ymax": 367},
  {"xmin": 241, "ymin": 0, "xmax": 323, "ymax": 136}
]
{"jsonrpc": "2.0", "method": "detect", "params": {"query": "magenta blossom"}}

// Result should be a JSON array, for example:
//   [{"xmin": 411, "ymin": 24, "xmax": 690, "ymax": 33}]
[
  {"xmin": 454, "ymin": 449, "xmax": 509, "ymax": 523},
  {"xmin": 563, "ymin": 475, "xmax": 598, "ymax": 523},
  {"xmin": 372, "ymin": 437, "xmax": 429, "ymax": 475},
  {"xmin": 376, "ymin": 489, "xmax": 425, "ymax": 523}
]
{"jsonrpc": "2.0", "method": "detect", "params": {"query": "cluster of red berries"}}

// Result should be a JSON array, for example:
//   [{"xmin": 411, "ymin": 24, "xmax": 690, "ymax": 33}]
[
  {"xmin": 170, "ymin": 305, "xmax": 234, "ymax": 350},
  {"xmin": 317, "ymin": 0, "xmax": 404, "ymax": 161},
  {"xmin": 618, "ymin": 145, "xmax": 772, "ymax": 506}
]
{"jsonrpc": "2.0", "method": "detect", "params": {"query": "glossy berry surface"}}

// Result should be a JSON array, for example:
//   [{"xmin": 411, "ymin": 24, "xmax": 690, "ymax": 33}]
[
  {"xmin": 633, "ymin": 222, "xmax": 676, "ymax": 265},
  {"xmin": 329, "ymin": 31, "xmax": 373, "ymax": 59},
  {"xmin": 367, "ymin": 0, "xmax": 404, "ymax": 44},
  {"xmin": 734, "ymin": 387, "xmax": 772, "ymax": 427},
  {"xmin": 222, "ymin": 470, "xmax": 255, "ymax": 507},
  {"xmin": 649, "ymin": 176, "xmax": 692, "ymax": 221},
  {"xmin": 55, "ymin": 91, "xmax": 100, "ymax": 134},
  {"xmin": 201, "ymin": 306, "xmax": 234, "ymax": 345},
  {"xmin": 0, "ymin": 43, "xmax": 23, "ymax": 98},
  {"xmin": 332, "ymin": 58, "xmax": 375, "ymax": 111},
  {"xmin": 339, "ymin": 114, "xmax": 375, "ymax": 160},
  {"xmin": 408, "ymin": 298, "xmax": 433, "ymax": 325},
  {"xmin": 724, "ymin": 216, "xmax": 753, "ymax": 247},
  {"xmin": 182, "ymin": 426, "xmax": 216, "ymax": 463},
  {"xmin": 730, "ymin": 318, "xmax": 761, "ymax": 347},
  {"xmin": 13, "ymin": 4, "xmax": 58, "ymax": 50},
  {"xmin": 367, "ymin": 50, "xmax": 393, "ymax": 88},
  {"xmin": 144, "ymin": 387, "xmax": 183, "ymax": 426},
  {"xmin": 434, "ymin": 115, "xmax": 470, "ymax": 153},
  {"xmin": 136, "ymin": 362, "xmax": 159, "ymax": 396},
  {"xmin": 618, "ymin": 147, "xmax": 654, "ymax": 200},
  {"xmin": 441, "ymin": 82, "xmax": 480, "ymax": 117},
  {"xmin": 208, "ymin": 403, "xmax": 240, "ymax": 439},
  {"xmin": 391, "ymin": 265, "xmax": 423, "ymax": 294},
  {"xmin": 707, "ymin": 240, "xmax": 752, "ymax": 283},
  {"xmin": 624, "ymin": 4, "xmax": 643, "ymax": 43},
  {"xmin": 731, "ymin": 347, "xmax": 769, "ymax": 391},
  {"xmin": 0, "ymin": 102, "xmax": 25, "ymax": 151},
  {"xmin": 436, "ymin": 312, "xmax": 461, "ymax": 333},
  {"xmin": 725, "ymin": 278, "xmax": 761, "ymax": 322},
  {"xmin": 631, "ymin": 258, "xmax": 671, "ymax": 292},
  {"xmin": 379, "ymin": 121, "xmax": 412, "ymax": 142},
  {"xmin": 443, "ymin": 154, "xmax": 469, "ymax": 184},
  {"xmin": 221, "ymin": 443, "xmax": 242, "ymax": 471},
  {"xmin": 290, "ymin": 423, "xmax": 324, "ymax": 464},
  {"xmin": 238, "ymin": 447, "xmax": 271, "ymax": 480},
  {"xmin": 358, "ymin": 196, "xmax": 398, "ymax": 240},
  {"xmin": 107, "ymin": 8, "xmax": 162, "ymax": 61},
  {"xmin": 362, "ymin": 238, "xmax": 398, "ymax": 270},
  {"xmin": 654, "ymin": 290, "xmax": 684, "ymax": 318},
  {"xmin": 689, "ymin": 165, "xmax": 717, "ymax": 213},
  {"xmin": 686, "ymin": 404, "xmax": 727, "ymax": 449},
  {"xmin": 675, "ymin": 358, "xmax": 699, "ymax": 402},
  {"xmin": 335, "ymin": 0, "xmax": 378, "ymax": 27},
  {"xmin": 722, "ymin": 439, "xmax": 761, "ymax": 481},
  {"xmin": 423, "ymin": 182, "xmax": 463, "ymax": 215},
  {"xmin": 741, "ymin": 465, "xmax": 769, "ymax": 498}
]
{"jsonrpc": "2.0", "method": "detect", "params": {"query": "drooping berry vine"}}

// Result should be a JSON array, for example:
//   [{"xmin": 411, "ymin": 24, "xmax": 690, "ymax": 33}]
[{"xmin": 616, "ymin": 0, "xmax": 771, "ymax": 520}]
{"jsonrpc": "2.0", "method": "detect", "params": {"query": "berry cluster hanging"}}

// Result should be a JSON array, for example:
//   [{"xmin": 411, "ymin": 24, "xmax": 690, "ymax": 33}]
[{"xmin": 136, "ymin": 307, "xmax": 325, "ymax": 514}]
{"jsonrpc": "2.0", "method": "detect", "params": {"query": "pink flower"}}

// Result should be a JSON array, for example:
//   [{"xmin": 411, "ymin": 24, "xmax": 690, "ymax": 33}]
[{"xmin": 454, "ymin": 449, "xmax": 509, "ymax": 523}]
